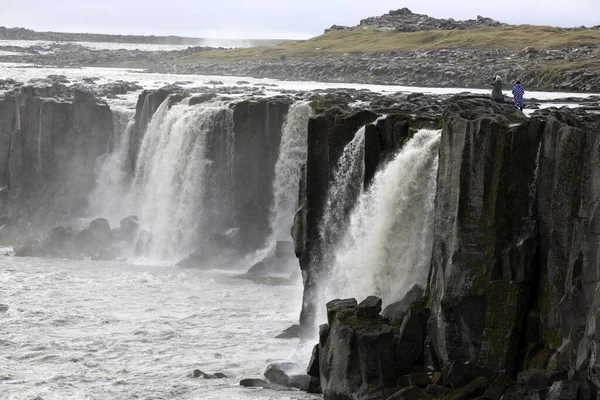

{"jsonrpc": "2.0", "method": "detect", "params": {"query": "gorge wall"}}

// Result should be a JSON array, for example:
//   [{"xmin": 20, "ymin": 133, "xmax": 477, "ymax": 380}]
[
  {"xmin": 3, "ymin": 81, "xmax": 600, "ymax": 399},
  {"xmin": 301, "ymin": 99, "xmax": 600, "ymax": 399}
]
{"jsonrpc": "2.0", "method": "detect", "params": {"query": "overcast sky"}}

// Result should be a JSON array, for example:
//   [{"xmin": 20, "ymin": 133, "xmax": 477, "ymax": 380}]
[{"xmin": 1, "ymin": 0, "xmax": 598, "ymax": 39}]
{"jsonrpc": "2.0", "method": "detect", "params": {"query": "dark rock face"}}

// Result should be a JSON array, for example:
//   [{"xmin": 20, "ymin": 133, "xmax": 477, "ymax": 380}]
[
  {"xmin": 231, "ymin": 98, "xmax": 291, "ymax": 252},
  {"xmin": 317, "ymin": 296, "xmax": 429, "ymax": 399},
  {"xmin": 301, "ymin": 98, "xmax": 600, "ymax": 399},
  {"xmin": 428, "ymin": 98, "xmax": 543, "ymax": 372},
  {"xmin": 0, "ymin": 87, "xmax": 112, "ymax": 227}
]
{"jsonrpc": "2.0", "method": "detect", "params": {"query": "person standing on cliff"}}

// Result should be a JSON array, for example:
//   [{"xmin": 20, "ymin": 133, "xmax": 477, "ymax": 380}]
[
  {"xmin": 512, "ymin": 81, "xmax": 525, "ymax": 111},
  {"xmin": 491, "ymin": 76, "xmax": 505, "ymax": 103}
]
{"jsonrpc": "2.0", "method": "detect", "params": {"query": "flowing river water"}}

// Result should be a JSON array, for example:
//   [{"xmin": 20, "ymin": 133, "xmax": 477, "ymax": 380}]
[{"xmin": 0, "ymin": 254, "xmax": 317, "ymax": 400}]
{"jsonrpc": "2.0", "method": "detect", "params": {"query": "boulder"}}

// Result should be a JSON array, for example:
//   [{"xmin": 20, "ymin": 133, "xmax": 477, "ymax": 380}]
[
  {"xmin": 88, "ymin": 218, "xmax": 111, "ymax": 244},
  {"xmin": 442, "ymin": 362, "xmax": 495, "ymax": 390},
  {"xmin": 483, "ymin": 374, "xmax": 516, "ymax": 400},
  {"xmin": 14, "ymin": 239, "xmax": 41, "ymax": 257},
  {"xmin": 326, "ymin": 298, "xmax": 358, "ymax": 325},
  {"xmin": 356, "ymin": 296, "xmax": 383, "ymax": 319},
  {"xmin": 275, "ymin": 324, "xmax": 300, "ymax": 339},
  {"xmin": 545, "ymin": 380, "xmax": 580, "ymax": 400},
  {"xmin": 239, "ymin": 378, "xmax": 269, "ymax": 388},
  {"xmin": 288, "ymin": 374, "xmax": 311, "ymax": 391},
  {"xmin": 382, "ymin": 283, "xmax": 425, "ymax": 324},
  {"xmin": 408, "ymin": 372, "xmax": 432, "ymax": 388},
  {"xmin": 190, "ymin": 369, "xmax": 227, "ymax": 379},
  {"xmin": 264, "ymin": 364, "xmax": 290, "ymax": 386},
  {"xmin": 119, "ymin": 215, "xmax": 140, "ymax": 242},
  {"xmin": 426, "ymin": 384, "xmax": 450, "ymax": 398}
]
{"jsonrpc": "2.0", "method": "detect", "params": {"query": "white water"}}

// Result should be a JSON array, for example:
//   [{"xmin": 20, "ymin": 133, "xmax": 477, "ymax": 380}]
[
  {"xmin": 322, "ymin": 129, "xmax": 441, "ymax": 307},
  {"xmin": 268, "ymin": 102, "xmax": 312, "ymax": 242},
  {"xmin": 133, "ymin": 99, "xmax": 234, "ymax": 259},
  {"xmin": 319, "ymin": 126, "xmax": 366, "ymax": 254},
  {"xmin": 89, "ymin": 97, "xmax": 236, "ymax": 260},
  {"xmin": 88, "ymin": 106, "xmax": 136, "ymax": 225},
  {"xmin": 0, "ymin": 256, "xmax": 316, "ymax": 400}
]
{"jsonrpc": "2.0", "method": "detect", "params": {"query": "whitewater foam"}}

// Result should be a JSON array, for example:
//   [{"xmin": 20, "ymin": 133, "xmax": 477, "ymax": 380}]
[{"xmin": 322, "ymin": 129, "xmax": 441, "ymax": 308}]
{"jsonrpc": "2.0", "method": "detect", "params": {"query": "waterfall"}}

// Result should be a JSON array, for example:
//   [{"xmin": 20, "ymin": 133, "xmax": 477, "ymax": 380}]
[
  {"xmin": 268, "ymin": 101, "xmax": 312, "ymax": 243},
  {"xmin": 319, "ymin": 125, "xmax": 366, "ymax": 253},
  {"xmin": 131, "ymin": 99, "xmax": 234, "ymax": 259},
  {"xmin": 322, "ymin": 129, "xmax": 441, "ymax": 306},
  {"xmin": 89, "ymin": 97, "xmax": 235, "ymax": 260},
  {"xmin": 88, "ymin": 106, "xmax": 136, "ymax": 225}
]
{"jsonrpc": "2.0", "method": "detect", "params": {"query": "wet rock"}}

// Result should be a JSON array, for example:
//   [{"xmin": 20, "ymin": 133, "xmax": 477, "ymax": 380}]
[
  {"xmin": 408, "ymin": 372, "xmax": 431, "ymax": 387},
  {"xmin": 425, "ymin": 384, "xmax": 450, "ymax": 398},
  {"xmin": 275, "ymin": 324, "xmax": 300, "ymax": 339},
  {"xmin": 442, "ymin": 362, "xmax": 495, "ymax": 390},
  {"xmin": 545, "ymin": 380, "xmax": 580, "ymax": 400},
  {"xmin": 239, "ymin": 378, "xmax": 269, "ymax": 388},
  {"xmin": 395, "ymin": 299, "xmax": 429, "ymax": 374},
  {"xmin": 189, "ymin": 93, "xmax": 217, "ymax": 105},
  {"xmin": 326, "ymin": 298, "xmax": 358, "ymax": 325},
  {"xmin": 264, "ymin": 363, "xmax": 290, "ymax": 386},
  {"xmin": 381, "ymin": 283, "xmax": 425, "ymax": 324},
  {"xmin": 15, "ymin": 239, "xmax": 41, "ymax": 257},
  {"xmin": 307, "ymin": 344, "xmax": 319, "ymax": 377},
  {"xmin": 190, "ymin": 369, "xmax": 227, "ymax": 379},
  {"xmin": 88, "ymin": 218, "xmax": 111, "ymax": 243},
  {"xmin": 119, "ymin": 215, "xmax": 140, "ymax": 242},
  {"xmin": 356, "ymin": 296, "xmax": 383, "ymax": 319},
  {"xmin": 521, "ymin": 374, "xmax": 549, "ymax": 395},
  {"xmin": 288, "ymin": 374, "xmax": 311, "ymax": 391},
  {"xmin": 247, "ymin": 261, "xmax": 267, "ymax": 276},
  {"xmin": 483, "ymin": 374, "xmax": 516, "ymax": 400}
]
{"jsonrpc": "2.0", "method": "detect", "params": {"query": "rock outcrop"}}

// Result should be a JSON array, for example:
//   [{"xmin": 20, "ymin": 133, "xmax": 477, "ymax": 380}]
[
  {"xmin": 299, "ymin": 96, "xmax": 600, "ymax": 399},
  {"xmin": 357, "ymin": 8, "xmax": 506, "ymax": 32},
  {"xmin": 0, "ymin": 85, "xmax": 113, "ymax": 227}
]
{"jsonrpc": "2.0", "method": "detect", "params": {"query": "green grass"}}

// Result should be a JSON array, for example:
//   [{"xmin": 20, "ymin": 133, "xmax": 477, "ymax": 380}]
[{"xmin": 175, "ymin": 25, "xmax": 600, "ymax": 64}]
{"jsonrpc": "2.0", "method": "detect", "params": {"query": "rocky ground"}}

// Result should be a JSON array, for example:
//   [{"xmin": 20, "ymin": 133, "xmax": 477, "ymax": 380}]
[
  {"xmin": 326, "ymin": 7, "xmax": 508, "ymax": 33},
  {"xmin": 151, "ymin": 45, "xmax": 600, "ymax": 92}
]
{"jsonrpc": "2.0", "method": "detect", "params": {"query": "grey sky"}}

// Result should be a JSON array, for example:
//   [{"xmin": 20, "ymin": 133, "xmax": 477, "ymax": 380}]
[{"xmin": 1, "ymin": 0, "xmax": 598, "ymax": 39}]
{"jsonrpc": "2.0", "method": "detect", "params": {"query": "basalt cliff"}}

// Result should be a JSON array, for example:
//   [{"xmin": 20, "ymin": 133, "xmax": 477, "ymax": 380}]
[{"xmin": 1, "ymin": 80, "xmax": 600, "ymax": 400}]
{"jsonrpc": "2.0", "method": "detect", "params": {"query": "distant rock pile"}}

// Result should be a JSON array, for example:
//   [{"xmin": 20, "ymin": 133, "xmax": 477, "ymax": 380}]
[{"xmin": 326, "ymin": 7, "xmax": 507, "ymax": 33}]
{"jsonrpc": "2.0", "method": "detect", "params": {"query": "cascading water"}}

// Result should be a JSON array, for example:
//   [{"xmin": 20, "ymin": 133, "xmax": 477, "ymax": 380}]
[
  {"xmin": 131, "ymin": 99, "xmax": 234, "ymax": 259},
  {"xmin": 89, "ymin": 97, "xmax": 235, "ymax": 260},
  {"xmin": 268, "ymin": 101, "xmax": 312, "ymax": 243},
  {"xmin": 319, "ymin": 125, "xmax": 366, "ymax": 253},
  {"xmin": 322, "ymin": 129, "xmax": 441, "ymax": 307},
  {"xmin": 88, "ymin": 106, "xmax": 136, "ymax": 225}
]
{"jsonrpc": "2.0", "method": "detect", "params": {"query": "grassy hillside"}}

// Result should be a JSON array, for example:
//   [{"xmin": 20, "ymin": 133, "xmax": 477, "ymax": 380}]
[{"xmin": 176, "ymin": 26, "xmax": 600, "ymax": 64}]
